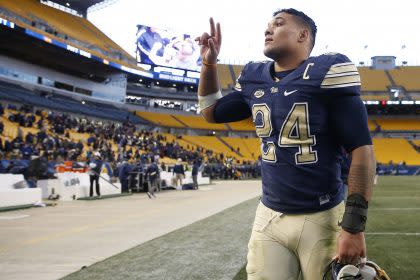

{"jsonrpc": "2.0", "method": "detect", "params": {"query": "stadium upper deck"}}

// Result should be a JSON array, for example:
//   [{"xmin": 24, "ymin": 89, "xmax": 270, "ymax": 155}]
[
  {"xmin": 0, "ymin": 0, "xmax": 136, "ymax": 67},
  {"xmin": 217, "ymin": 63, "xmax": 420, "ymax": 99}
]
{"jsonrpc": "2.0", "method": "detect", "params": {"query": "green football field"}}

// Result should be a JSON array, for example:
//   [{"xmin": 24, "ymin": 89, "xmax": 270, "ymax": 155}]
[
  {"xmin": 63, "ymin": 176, "xmax": 419, "ymax": 280},
  {"xmin": 233, "ymin": 176, "xmax": 420, "ymax": 279}
]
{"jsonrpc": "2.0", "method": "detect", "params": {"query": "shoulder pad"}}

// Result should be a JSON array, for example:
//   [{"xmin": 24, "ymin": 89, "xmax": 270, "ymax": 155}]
[
  {"xmin": 316, "ymin": 53, "xmax": 361, "ymax": 89},
  {"xmin": 234, "ymin": 61, "xmax": 271, "ymax": 91}
]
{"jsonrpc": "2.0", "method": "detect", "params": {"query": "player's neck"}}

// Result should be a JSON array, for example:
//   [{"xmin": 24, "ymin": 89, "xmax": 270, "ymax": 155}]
[{"xmin": 273, "ymin": 53, "xmax": 308, "ymax": 72}]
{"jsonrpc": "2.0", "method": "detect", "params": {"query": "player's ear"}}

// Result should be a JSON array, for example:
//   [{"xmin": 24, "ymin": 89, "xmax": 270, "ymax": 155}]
[{"xmin": 298, "ymin": 29, "xmax": 309, "ymax": 43}]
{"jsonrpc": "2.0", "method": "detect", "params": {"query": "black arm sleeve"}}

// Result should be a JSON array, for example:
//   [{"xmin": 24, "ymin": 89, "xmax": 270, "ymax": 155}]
[
  {"xmin": 213, "ymin": 92, "xmax": 252, "ymax": 123},
  {"xmin": 329, "ymin": 95, "xmax": 372, "ymax": 152}
]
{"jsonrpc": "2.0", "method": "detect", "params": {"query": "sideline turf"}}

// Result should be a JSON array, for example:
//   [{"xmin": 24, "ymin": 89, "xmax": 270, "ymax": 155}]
[{"xmin": 63, "ymin": 196, "xmax": 260, "ymax": 280}]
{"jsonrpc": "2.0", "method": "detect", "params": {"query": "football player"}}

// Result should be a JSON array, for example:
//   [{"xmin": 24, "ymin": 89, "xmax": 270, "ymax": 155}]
[{"xmin": 196, "ymin": 8, "xmax": 376, "ymax": 280}]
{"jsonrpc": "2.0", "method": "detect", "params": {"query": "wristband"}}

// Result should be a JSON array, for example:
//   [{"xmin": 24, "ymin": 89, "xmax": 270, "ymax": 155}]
[
  {"xmin": 198, "ymin": 90, "xmax": 222, "ymax": 111},
  {"xmin": 340, "ymin": 193, "xmax": 368, "ymax": 233},
  {"xmin": 202, "ymin": 59, "xmax": 217, "ymax": 67}
]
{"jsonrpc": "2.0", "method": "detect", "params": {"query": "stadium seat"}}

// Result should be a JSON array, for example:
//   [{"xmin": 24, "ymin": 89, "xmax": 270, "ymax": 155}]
[
  {"xmin": 412, "ymin": 139, "xmax": 420, "ymax": 147},
  {"xmin": 221, "ymin": 137, "xmax": 260, "ymax": 161},
  {"xmin": 181, "ymin": 135, "xmax": 242, "ymax": 159},
  {"xmin": 232, "ymin": 65, "xmax": 244, "ymax": 81},
  {"xmin": 217, "ymin": 64, "xmax": 235, "ymax": 90},
  {"xmin": 358, "ymin": 68, "xmax": 391, "ymax": 92},
  {"xmin": 360, "ymin": 94, "xmax": 390, "ymax": 101},
  {"xmin": 368, "ymin": 119, "xmax": 378, "ymax": 132},
  {"xmin": 0, "ymin": 0, "xmax": 136, "ymax": 67},
  {"xmin": 0, "ymin": 82, "xmax": 144, "ymax": 124},
  {"xmin": 373, "ymin": 138, "xmax": 420, "ymax": 165},
  {"xmin": 174, "ymin": 115, "xmax": 228, "ymax": 131},
  {"xmin": 222, "ymin": 65, "xmax": 394, "ymax": 93},
  {"xmin": 227, "ymin": 118, "xmax": 255, "ymax": 131},
  {"xmin": 375, "ymin": 119, "xmax": 420, "ymax": 131},
  {"xmin": 160, "ymin": 133, "xmax": 200, "ymax": 152},
  {"xmin": 389, "ymin": 67, "xmax": 420, "ymax": 91},
  {"xmin": 135, "ymin": 111, "xmax": 185, "ymax": 128}
]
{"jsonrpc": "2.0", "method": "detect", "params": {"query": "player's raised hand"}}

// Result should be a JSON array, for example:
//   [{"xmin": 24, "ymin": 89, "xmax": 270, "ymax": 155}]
[{"xmin": 195, "ymin": 17, "xmax": 222, "ymax": 64}]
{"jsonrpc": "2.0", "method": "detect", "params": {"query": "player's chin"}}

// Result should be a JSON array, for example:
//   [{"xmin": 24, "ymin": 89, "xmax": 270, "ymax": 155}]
[{"xmin": 263, "ymin": 47, "xmax": 280, "ymax": 60}]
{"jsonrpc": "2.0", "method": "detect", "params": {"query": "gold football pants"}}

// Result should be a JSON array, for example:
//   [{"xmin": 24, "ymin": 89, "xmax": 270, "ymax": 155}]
[{"xmin": 246, "ymin": 201, "xmax": 344, "ymax": 280}]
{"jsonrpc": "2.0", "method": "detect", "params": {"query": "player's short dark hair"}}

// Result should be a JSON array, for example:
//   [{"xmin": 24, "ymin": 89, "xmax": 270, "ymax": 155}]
[{"xmin": 273, "ymin": 8, "xmax": 317, "ymax": 50}]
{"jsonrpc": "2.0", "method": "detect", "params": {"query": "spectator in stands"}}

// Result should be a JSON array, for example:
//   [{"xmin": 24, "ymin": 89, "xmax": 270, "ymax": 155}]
[
  {"xmin": 160, "ymin": 161, "xmax": 166, "ymax": 172},
  {"xmin": 373, "ymin": 124, "xmax": 381, "ymax": 134},
  {"xmin": 88, "ymin": 152, "xmax": 103, "ymax": 198},
  {"xmin": 21, "ymin": 143, "xmax": 33, "ymax": 160},
  {"xmin": 37, "ymin": 127, "xmax": 48, "ymax": 143},
  {"xmin": 25, "ymin": 132, "xmax": 34, "ymax": 145},
  {"xmin": 87, "ymin": 135, "xmax": 96, "ymax": 147},
  {"xmin": 173, "ymin": 158, "xmax": 185, "ymax": 188},
  {"xmin": 2, "ymin": 137, "xmax": 12, "ymax": 154},
  {"xmin": 0, "ymin": 103, "xmax": 261, "ymax": 184}
]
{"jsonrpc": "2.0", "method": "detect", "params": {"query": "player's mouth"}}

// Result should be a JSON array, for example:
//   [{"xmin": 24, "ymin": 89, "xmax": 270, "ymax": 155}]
[{"xmin": 265, "ymin": 37, "xmax": 273, "ymax": 44}]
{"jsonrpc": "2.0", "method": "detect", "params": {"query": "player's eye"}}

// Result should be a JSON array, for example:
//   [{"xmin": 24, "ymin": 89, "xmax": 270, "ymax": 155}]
[{"xmin": 276, "ymin": 21, "xmax": 284, "ymax": 26}]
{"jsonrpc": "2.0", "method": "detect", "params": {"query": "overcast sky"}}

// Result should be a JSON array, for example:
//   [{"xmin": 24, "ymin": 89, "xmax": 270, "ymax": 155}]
[{"xmin": 88, "ymin": 0, "xmax": 419, "ymax": 66}]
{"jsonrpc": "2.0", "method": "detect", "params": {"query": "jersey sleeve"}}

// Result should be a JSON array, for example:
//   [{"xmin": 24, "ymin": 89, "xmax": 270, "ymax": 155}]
[
  {"xmin": 328, "ymin": 95, "xmax": 372, "ymax": 152},
  {"xmin": 213, "ymin": 91, "xmax": 251, "ymax": 123},
  {"xmin": 320, "ymin": 53, "xmax": 361, "ymax": 97},
  {"xmin": 213, "ymin": 64, "xmax": 252, "ymax": 123},
  {"xmin": 321, "ymin": 54, "xmax": 371, "ymax": 151}
]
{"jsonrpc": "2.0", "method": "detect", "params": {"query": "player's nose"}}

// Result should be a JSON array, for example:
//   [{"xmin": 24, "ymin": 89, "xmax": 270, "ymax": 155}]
[{"xmin": 265, "ymin": 25, "xmax": 273, "ymax": 37}]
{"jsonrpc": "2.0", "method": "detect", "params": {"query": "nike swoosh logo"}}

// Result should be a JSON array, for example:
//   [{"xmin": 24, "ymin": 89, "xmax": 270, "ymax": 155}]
[{"xmin": 284, "ymin": 90, "xmax": 298, "ymax": 96}]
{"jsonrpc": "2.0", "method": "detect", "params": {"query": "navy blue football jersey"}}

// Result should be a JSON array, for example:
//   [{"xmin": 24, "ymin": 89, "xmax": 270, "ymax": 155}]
[{"xmin": 235, "ymin": 53, "xmax": 363, "ymax": 213}]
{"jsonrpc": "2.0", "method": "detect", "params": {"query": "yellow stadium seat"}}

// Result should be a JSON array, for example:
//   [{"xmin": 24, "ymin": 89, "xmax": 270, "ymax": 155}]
[
  {"xmin": 174, "ymin": 115, "xmax": 227, "ymax": 130},
  {"xmin": 227, "ymin": 118, "xmax": 255, "ymax": 131},
  {"xmin": 368, "ymin": 119, "xmax": 378, "ymax": 132},
  {"xmin": 68, "ymin": 131, "xmax": 90, "ymax": 143},
  {"xmin": 232, "ymin": 65, "xmax": 244, "ymax": 80},
  {"xmin": 0, "ymin": 0, "xmax": 136, "ymax": 67},
  {"xmin": 360, "ymin": 95, "xmax": 390, "ymax": 101},
  {"xmin": 357, "ymin": 68, "xmax": 391, "ymax": 92},
  {"xmin": 411, "ymin": 139, "xmax": 420, "ymax": 147},
  {"xmin": 217, "ymin": 64, "xmax": 234, "ymax": 90},
  {"xmin": 373, "ymin": 138, "xmax": 420, "ymax": 165},
  {"xmin": 221, "ymin": 137, "xmax": 260, "ymax": 161},
  {"xmin": 136, "ymin": 111, "xmax": 186, "ymax": 128},
  {"xmin": 160, "ymin": 133, "xmax": 201, "ymax": 152},
  {"xmin": 375, "ymin": 119, "xmax": 420, "ymax": 131},
  {"xmin": 389, "ymin": 67, "xmax": 420, "ymax": 91},
  {"xmin": 181, "ymin": 135, "xmax": 241, "ymax": 159}
]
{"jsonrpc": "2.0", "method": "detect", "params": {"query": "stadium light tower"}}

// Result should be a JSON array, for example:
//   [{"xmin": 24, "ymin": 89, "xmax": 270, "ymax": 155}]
[
  {"xmin": 401, "ymin": 44, "xmax": 408, "ymax": 66},
  {"xmin": 363, "ymin": 45, "xmax": 368, "ymax": 66}
]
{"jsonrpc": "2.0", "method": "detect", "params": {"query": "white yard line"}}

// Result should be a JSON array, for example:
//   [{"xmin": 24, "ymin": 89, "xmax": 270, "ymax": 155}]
[
  {"xmin": 372, "ymin": 196, "xmax": 420, "ymax": 199},
  {"xmin": 371, "ymin": 208, "xmax": 420, "ymax": 211},
  {"xmin": 0, "ymin": 215, "xmax": 30, "ymax": 220},
  {"xmin": 366, "ymin": 232, "xmax": 420, "ymax": 236}
]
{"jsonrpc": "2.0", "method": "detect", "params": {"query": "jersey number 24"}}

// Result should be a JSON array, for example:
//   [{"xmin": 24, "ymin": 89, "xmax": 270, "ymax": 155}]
[{"xmin": 252, "ymin": 102, "xmax": 318, "ymax": 165}]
